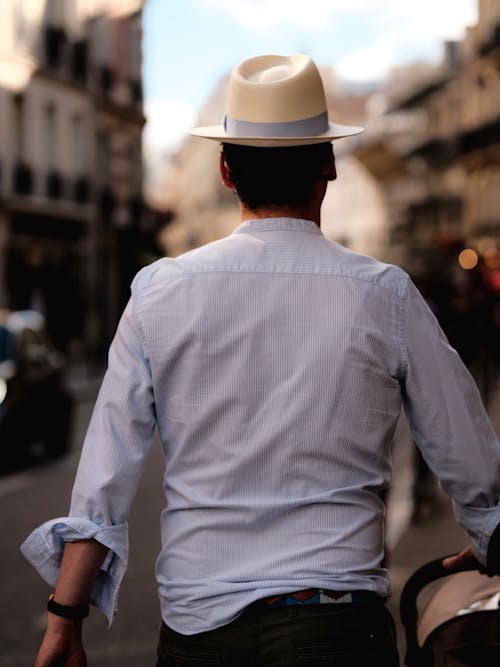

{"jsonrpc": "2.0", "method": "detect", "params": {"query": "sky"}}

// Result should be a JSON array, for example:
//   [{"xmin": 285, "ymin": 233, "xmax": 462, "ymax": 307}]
[{"xmin": 142, "ymin": 0, "xmax": 478, "ymax": 158}]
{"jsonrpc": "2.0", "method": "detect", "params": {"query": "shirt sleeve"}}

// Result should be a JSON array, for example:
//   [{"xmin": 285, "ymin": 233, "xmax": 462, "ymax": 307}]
[
  {"xmin": 20, "ymin": 281, "xmax": 156, "ymax": 625},
  {"xmin": 400, "ymin": 279, "xmax": 500, "ymax": 564}
]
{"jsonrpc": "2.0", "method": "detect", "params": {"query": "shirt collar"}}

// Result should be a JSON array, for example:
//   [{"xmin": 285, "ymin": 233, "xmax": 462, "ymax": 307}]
[{"xmin": 233, "ymin": 217, "xmax": 322, "ymax": 235}]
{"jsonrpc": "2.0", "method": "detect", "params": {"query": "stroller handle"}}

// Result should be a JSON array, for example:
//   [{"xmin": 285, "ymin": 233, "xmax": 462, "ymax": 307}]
[{"xmin": 400, "ymin": 554, "xmax": 487, "ymax": 667}]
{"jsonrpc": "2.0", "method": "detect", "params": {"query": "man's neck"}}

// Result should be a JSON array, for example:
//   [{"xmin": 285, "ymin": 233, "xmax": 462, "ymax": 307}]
[{"xmin": 239, "ymin": 202, "xmax": 321, "ymax": 227}]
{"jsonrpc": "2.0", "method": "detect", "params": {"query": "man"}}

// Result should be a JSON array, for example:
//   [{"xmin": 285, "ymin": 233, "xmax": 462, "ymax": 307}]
[{"xmin": 23, "ymin": 54, "xmax": 500, "ymax": 666}]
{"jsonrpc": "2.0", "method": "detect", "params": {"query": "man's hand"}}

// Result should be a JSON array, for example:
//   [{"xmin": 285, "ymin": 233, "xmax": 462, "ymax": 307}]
[
  {"xmin": 35, "ymin": 617, "xmax": 86, "ymax": 667},
  {"xmin": 442, "ymin": 546, "xmax": 479, "ymax": 571}
]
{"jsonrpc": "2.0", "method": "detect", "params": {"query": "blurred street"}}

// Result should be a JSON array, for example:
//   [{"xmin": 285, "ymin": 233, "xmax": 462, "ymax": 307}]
[{"xmin": 1, "ymin": 367, "xmax": 499, "ymax": 666}]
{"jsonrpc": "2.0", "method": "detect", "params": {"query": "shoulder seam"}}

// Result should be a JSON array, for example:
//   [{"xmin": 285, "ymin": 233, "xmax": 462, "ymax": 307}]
[
  {"xmin": 130, "ymin": 274, "xmax": 151, "ymax": 359},
  {"xmin": 399, "ymin": 275, "xmax": 411, "ymax": 377},
  {"xmin": 136, "ymin": 266, "xmax": 407, "ymax": 299}
]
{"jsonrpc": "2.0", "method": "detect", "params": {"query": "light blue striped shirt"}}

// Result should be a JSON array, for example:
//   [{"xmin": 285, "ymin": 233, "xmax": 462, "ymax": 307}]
[{"xmin": 22, "ymin": 218, "xmax": 500, "ymax": 634}]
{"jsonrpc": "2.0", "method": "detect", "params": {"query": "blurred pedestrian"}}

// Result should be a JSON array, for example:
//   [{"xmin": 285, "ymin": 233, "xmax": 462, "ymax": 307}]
[{"xmin": 22, "ymin": 54, "xmax": 500, "ymax": 667}]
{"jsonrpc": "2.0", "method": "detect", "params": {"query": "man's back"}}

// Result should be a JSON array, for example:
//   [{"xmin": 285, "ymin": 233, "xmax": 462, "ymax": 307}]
[{"xmin": 133, "ymin": 217, "xmax": 408, "ymax": 633}]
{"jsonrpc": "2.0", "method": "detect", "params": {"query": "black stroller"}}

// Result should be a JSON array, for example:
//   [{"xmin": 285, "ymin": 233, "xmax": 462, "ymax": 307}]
[{"xmin": 400, "ymin": 556, "xmax": 500, "ymax": 666}]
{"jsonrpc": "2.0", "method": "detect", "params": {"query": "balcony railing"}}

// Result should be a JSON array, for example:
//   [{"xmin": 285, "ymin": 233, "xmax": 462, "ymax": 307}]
[
  {"xmin": 461, "ymin": 118, "xmax": 500, "ymax": 154},
  {"xmin": 406, "ymin": 136, "xmax": 462, "ymax": 167}
]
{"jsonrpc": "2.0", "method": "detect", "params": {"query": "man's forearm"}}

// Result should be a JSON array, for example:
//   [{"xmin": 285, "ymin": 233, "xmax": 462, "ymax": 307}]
[
  {"xmin": 35, "ymin": 540, "xmax": 109, "ymax": 667},
  {"xmin": 51, "ymin": 539, "xmax": 109, "ymax": 607}
]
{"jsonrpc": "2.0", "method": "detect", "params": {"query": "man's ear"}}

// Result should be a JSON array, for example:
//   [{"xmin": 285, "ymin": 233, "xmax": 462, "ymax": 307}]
[
  {"xmin": 219, "ymin": 151, "xmax": 235, "ymax": 190},
  {"xmin": 323, "ymin": 146, "xmax": 337, "ymax": 181}
]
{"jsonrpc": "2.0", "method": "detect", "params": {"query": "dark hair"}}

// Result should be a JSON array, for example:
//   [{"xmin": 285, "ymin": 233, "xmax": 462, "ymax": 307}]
[{"xmin": 222, "ymin": 142, "xmax": 332, "ymax": 211}]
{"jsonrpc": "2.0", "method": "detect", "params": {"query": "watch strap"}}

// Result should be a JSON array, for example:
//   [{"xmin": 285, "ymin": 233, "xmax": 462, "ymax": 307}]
[{"xmin": 47, "ymin": 594, "xmax": 89, "ymax": 619}]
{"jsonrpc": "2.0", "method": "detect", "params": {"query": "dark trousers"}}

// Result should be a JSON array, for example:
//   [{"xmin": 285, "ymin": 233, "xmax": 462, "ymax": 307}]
[{"xmin": 157, "ymin": 598, "xmax": 400, "ymax": 666}]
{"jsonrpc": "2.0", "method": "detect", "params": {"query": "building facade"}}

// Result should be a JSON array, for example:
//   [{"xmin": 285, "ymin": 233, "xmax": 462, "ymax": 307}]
[
  {"xmin": 352, "ymin": 0, "xmax": 500, "ymax": 396},
  {"xmin": 356, "ymin": 0, "xmax": 500, "ymax": 277},
  {"xmin": 0, "ymin": 0, "xmax": 146, "ymax": 360}
]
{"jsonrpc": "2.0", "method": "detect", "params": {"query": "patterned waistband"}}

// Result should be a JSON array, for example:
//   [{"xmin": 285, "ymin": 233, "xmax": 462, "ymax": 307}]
[{"xmin": 262, "ymin": 589, "xmax": 382, "ymax": 607}]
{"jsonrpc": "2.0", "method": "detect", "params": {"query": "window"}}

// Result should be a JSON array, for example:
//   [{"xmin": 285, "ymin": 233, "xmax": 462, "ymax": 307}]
[
  {"xmin": 72, "ymin": 114, "xmax": 85, "ymax": 173},
  {"xmin": 96, "ymin": 130, "xmax": 110, "ymax": 183},
  {"xmin": 45, "ymin": 105, "xmax": 57, "ymax": 168},
  {"xmin": 12, "ymin": 94, "xmax": 26, "ymax": 160}
]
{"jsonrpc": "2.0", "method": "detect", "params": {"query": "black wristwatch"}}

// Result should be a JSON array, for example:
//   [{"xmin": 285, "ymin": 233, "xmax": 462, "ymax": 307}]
[{"xmin": 47, "ymin": 594, "xmax": 89, "ymax": 619}]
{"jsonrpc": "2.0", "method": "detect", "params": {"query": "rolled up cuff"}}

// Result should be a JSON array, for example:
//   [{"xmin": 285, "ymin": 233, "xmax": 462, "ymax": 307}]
[
  {"xmin": 20, "ymin": 517, "xmax": 128, "ymax": 626},
  {"xmin": 453, "ymin": 501, "xmax": 500, "ymax": 566}
]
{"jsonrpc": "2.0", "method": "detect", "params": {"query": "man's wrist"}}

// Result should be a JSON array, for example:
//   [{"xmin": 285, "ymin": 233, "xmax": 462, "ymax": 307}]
[
  {"xmin": 46, "ymin": 611, "xmax": 84, "ymax": 639},
  {"xmin": 47, "ymin": 594, "xmax": 89, "ymax": 619}
]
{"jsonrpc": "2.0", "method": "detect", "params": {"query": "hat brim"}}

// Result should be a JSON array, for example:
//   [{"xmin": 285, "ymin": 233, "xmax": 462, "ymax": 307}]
[{"xmin": 188, "ymin": 122, "xmax": 364, "ymax": 147}]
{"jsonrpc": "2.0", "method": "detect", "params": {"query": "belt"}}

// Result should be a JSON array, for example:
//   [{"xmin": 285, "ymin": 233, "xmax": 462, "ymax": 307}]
[{"xmin": 262, "ymin": 588, "xmax": 382, "ymax": 607}]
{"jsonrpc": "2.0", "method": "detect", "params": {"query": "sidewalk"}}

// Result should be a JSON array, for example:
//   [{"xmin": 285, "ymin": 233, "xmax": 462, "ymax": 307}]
[{"xmin": 387, "ymin": 377, "xmax": 500, "ymax": 663}]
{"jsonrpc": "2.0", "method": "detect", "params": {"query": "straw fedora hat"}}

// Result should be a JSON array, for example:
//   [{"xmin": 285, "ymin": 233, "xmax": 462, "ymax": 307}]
[{"xmin": 189, "ymin": 54, "xmax": 364, "ymax": 147}]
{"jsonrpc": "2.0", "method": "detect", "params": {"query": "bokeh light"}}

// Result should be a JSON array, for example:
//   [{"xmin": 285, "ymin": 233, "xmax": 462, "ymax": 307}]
[
  {"xmin": 458, "ymin": 248, "xmax": 479, "ymax": 270},
  {"xmin": 483, "ymin": 247, "xmax": 500, "ymax": 270}
]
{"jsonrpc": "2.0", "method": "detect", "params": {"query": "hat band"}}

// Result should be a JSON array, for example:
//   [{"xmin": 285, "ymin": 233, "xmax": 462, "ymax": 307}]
[{"xmin": 223, "ymin": 111, "xmax": 329, "ymax": 138}]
